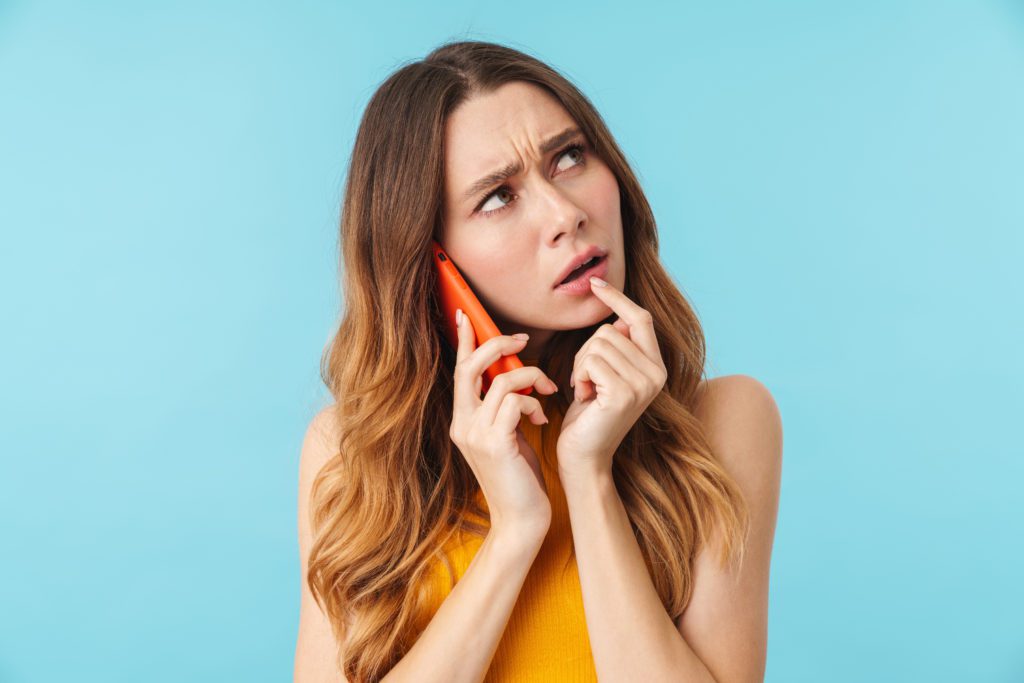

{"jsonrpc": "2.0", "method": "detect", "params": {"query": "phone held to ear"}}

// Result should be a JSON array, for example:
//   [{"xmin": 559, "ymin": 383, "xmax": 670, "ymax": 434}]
[{"xmin": 431, "ymin": 239, "xmax": 532, "ymax": 398}]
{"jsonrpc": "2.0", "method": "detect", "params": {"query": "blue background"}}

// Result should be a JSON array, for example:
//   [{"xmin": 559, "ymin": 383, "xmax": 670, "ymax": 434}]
[{"xmin": 2, "ymin": 1, "xmax": 1022, "ymax": 681}]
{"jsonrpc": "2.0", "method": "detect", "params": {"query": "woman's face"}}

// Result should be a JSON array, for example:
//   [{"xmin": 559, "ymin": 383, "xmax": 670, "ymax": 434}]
[{"xmin": 440, "ymin": 81, "xmax": 625, "ymax": 358}]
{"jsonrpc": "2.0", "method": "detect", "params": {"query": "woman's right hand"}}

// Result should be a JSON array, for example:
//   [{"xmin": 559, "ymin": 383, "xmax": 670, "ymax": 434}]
[{"xmin": 449, "ymin": 309, "xmax": 559, "ymax": 539}]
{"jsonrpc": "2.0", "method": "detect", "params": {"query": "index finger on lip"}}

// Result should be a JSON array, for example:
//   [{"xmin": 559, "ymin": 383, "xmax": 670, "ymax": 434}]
[{"xmin": 589, "ymin": 278, "xmax": 660, "ymax": 361}]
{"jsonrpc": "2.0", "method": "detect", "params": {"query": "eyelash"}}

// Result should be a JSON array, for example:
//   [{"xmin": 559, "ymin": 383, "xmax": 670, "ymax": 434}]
[{"xmin": 474, "ymin": 141, "xmax": 588, "ymax": 218}]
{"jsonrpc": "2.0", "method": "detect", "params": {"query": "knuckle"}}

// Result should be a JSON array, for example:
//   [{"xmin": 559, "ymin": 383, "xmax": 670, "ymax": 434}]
[{"xmin": 491, "ymin": 372, "xmax": 510, "ymax": 392}]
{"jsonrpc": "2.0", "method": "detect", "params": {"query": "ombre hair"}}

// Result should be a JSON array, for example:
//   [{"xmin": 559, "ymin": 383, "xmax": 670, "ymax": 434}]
[{"xmin": 307, "ymin": 39, "xmax": 750, "ymax": 683}]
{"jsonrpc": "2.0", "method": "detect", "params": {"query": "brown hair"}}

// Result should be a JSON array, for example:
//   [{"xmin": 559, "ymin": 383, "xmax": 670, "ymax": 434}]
[{"xmin": 306, "ymin": 39, "xmax": 750, "ymax": 682}]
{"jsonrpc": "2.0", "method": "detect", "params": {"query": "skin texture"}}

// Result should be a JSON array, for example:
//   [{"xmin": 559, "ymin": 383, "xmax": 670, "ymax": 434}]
[{"xmin": 440, "ymin": 80, "xmax": 625, "ymax": 359}]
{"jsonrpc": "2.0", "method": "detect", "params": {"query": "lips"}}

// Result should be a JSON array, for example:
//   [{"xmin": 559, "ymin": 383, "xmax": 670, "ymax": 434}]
[{"xmin": 553, "ymin": 245, "xmax": 608, "ymax": 288}]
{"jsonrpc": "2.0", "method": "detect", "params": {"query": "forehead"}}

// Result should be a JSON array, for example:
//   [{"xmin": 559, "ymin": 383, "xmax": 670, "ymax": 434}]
[{"xmin": 444, "ymin": 82, "xmax": 577, "ymax": 190}]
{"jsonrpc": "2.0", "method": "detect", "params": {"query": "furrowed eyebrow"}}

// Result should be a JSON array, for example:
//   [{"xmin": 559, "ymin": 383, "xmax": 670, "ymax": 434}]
[{"xmin": 461, "ymin": 126, "xmax": 584, "ymax": 203}]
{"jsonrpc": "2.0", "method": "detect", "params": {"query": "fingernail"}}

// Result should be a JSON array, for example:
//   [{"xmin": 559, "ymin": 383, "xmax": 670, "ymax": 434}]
[
  {"xmin": 589, "ymin": 276, "xmax": 607, "ymax": 287},
  {"xmin": 512, "ymin": 332, "xmax": 529, "ymax": 340},
  {"xmin": 456, "ymin": 309, "xmax": 463, "ymax": 327},
  {"xmin": 547, "ymin": 379, "xmax": 558, "ymax": 391},
  {"xmin": 570, "ymin": 376, "xmax": 575, "ymax": 388}
]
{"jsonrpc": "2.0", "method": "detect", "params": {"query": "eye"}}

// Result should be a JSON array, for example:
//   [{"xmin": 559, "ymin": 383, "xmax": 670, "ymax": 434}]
[
  {"xmin": 475, "ymin": 141, "xmax": 588, "ymax": 218},
  {"xmin": 478, "ymin": 186, "xmax": 516, "ymax": 215},
  {"xmin": 554, "ymin": 143, "xmax": 586, "ymax": 173}
]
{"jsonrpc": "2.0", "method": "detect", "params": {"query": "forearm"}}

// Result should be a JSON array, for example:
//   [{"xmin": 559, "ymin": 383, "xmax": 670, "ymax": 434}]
[
  {"xmin": 381, "ymin": 525, "xmax": 545, "ymax": 683},
  {"xmin": 560, "ymin": 468, "xmax": 717, "ymax": 683}
]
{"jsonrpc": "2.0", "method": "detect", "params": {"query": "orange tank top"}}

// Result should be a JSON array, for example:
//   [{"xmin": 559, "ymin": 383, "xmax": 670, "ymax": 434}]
[{"xmin": 418, "ymin": 361, "xmax": 598, "ymax": 681}]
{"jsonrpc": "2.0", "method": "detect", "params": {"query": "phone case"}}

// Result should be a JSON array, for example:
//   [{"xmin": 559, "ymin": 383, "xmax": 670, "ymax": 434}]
[{"xmin": 431, "ymin": 239, "xmax": 532, "ymax": 397}]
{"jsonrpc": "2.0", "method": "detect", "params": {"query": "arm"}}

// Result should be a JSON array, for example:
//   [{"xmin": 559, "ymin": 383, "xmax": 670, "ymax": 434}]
[
  {"xmin": 559, "ymin": 472, "xmax": 718, "ymax": 683},
  {"xmin": 675, "ymin": 376, "xmax": 782, "ymax": 683},
  {"xmin": 383, "ymin": 526, "xmax": 545, "ymax": 683},
  {"xmin": 294, "ymin": 405, "xmax": 547, "ymax": 683},
  {"xmin": 559, "ymin": 375, "xmax": 783, "ymax": 683}
]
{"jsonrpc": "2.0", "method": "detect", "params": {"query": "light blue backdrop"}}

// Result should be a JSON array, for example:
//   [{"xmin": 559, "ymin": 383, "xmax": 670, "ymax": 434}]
[{"xmin": 1, "ymin": 1, "xmax": 1021, "ymax": 681}]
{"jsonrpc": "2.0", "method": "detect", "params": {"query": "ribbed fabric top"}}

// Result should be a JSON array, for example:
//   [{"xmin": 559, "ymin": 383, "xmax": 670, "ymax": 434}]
[{"xmin": 418, "ymin": 359, "xmax": 597, "ymax": 681}]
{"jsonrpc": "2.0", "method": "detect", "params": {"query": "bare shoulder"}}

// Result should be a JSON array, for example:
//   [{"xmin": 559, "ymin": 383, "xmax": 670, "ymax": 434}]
[
  {"xmin": 305, "ymin": 404, "xmax": 342, "ymax": 456},
  {"xmin": 694, "ymin": 374, "xmax": 779, "ymax": 419},
  {"xmin": 691, "ymin": 373, "xmax": 784, "ymax": 533},
  {"xmin": 299, "ymin": 404, "xmax": 344, "ymax": 480},
  {"xmin": 674, "ymin": 376, "xmax": 783, "ymax": 683},
  {"xmin": 693, "ymin": 374, "xmax": 783, "ymax": 459},
  {"xmin": 295, "ymin": 403, "xmax": 348, "ymax": 682}
]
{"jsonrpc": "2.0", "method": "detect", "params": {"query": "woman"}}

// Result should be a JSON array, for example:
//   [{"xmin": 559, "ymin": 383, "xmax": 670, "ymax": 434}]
[{"xmin": 295, "ymin": 40, "xmax": 783, "ymax": 683}]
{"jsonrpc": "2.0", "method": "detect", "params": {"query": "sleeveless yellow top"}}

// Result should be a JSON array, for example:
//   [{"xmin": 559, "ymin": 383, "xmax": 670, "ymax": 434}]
[{"xmin": 418, "ymin": 359, "xmax": 598, "ymax": 681}]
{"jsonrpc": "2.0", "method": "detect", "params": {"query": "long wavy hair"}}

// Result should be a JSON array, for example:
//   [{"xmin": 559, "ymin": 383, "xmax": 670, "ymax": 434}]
[{"xmin": 306, "ymin": 39, "xmax": 750, "ymax": 682}]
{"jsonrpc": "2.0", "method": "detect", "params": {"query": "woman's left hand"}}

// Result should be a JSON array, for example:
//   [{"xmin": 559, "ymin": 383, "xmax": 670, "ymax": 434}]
[{"xmin": 556, "ymin": 276, "xmax": 668, "ymax": 480}]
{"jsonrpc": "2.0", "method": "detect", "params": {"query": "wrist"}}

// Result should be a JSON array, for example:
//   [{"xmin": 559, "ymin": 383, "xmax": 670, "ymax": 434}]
[
  {"xmin": 488, "ymin": 516, "xmax": 550, "ymax": 550},
  {"xmin": 557, "ymin": 462, "xmax": 614, "ymax": 497}
]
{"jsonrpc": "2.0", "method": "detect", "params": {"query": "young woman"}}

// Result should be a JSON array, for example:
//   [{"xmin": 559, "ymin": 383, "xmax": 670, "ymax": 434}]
[{"xmin": 295, "ymin": 40, "xmax": 783, "ymax": 683}]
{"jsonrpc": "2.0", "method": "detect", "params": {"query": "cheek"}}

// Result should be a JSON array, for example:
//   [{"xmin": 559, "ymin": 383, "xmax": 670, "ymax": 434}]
[
  {"xmin": 463, "ymin": 259, "xmax": 533, "ymax": 324},
  {"xmin": 463, "ymin": 251, "xmax": 523, "ymax": 298},
  {"xmin": 588, "ymin": 167, "xmax": 621, "ymax": 220}
]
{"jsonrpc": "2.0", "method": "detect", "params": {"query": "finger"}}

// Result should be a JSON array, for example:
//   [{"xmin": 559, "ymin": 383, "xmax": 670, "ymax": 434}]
[
  {"xmin": 573, "ymin": 347, "xmax": 601, "ymax": 402},
  {"xmin": 584, "ymin": 338, "xmax": 648, "ymax": 398},
  {"xmin": 572, "ymin": 349, "xmax": 600, "ymax": 401},
  {"xmin": 590, "ymin": 324, "xmax": 665, "ymax": 386},
  {"xmin": 453, "ymin": 312, "xmax": 526, "ymax": 413},
  {"xmin": 454, "ymin": 308, "xmax": 476, "ymax": 362},
  {"xmin": 569, "ymin": 323, "xmax": 641, "ymax": 389},
  {"xmin": 494, "ymin": 393, "xmax": 548, "ymax": 437},
  {"xmin": 453, "ymin": 308, "xmax": 482, "ymax": 410},
  {"xmin": 573, "ymin": 353, "xmax": 627, "ymax": 404},
  {"xmin": 587, "ymin": 278, "xmax": 661, "ymax": 363},
  {"xmin": 480, "ymin": 366, "xmax": 557, "ymax": 425}
]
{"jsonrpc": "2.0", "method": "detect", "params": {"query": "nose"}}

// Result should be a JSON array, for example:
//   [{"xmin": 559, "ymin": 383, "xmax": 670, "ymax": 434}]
[{"xmin": 538, "ymin": 182, "xmax": 588, "ymax": 243}]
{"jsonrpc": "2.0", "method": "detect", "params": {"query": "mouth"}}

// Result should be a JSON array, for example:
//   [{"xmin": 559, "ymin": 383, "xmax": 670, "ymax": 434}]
[
  {"xmin": 554, "ymin": 254, "xmax": 608, "ymax": 291},
  {"xmin": 553, "ymin": 246, "xmax": 609, "ymax": 288}
]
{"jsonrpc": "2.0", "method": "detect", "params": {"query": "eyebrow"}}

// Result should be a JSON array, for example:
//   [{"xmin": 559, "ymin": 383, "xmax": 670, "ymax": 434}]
[{"xmin": 461, "ymin": 126, "xmax": 584, "ymax": 203}]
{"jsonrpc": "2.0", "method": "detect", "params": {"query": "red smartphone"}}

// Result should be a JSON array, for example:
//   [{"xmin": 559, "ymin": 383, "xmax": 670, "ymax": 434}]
[{"xmin": 431, "ymin": 239, "xmax": 532, "ymax": 397}]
